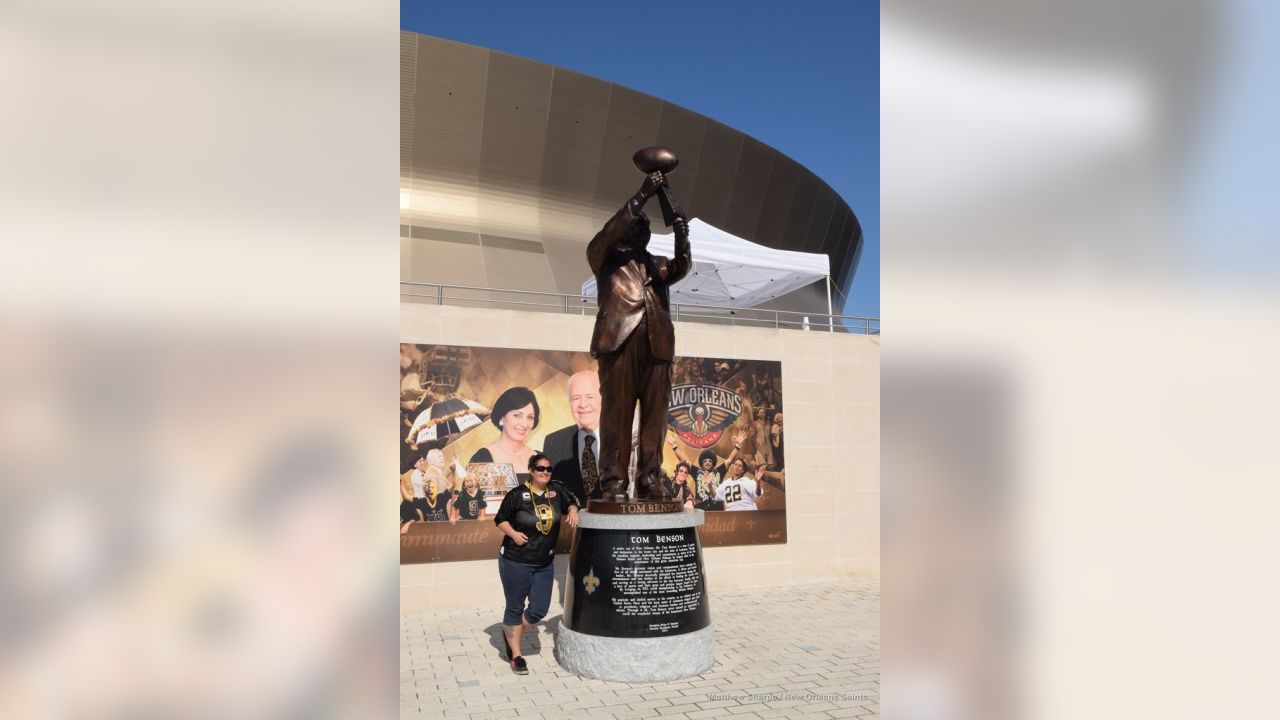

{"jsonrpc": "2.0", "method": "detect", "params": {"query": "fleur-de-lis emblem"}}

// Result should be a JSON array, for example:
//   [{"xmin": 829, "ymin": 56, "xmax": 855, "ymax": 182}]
[{"xmin": 583, "ymin": 567, "xmax": 600, "ymax": 594}]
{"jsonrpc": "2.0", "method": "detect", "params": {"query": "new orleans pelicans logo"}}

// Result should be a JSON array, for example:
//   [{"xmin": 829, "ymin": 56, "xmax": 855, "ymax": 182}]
[{"xmin": 668, "ymin": 384, "xmax": 743, "ymax": 448}]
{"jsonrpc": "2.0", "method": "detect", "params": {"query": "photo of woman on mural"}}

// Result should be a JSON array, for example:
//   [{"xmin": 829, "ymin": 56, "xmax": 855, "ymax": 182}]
[
  {"xmin": 716, "ymin": 458, "xmax": 764, "ymax": 511},
  {"xmin": 469, "ymin": 386, "xmax": 541, "ymax": 483}
]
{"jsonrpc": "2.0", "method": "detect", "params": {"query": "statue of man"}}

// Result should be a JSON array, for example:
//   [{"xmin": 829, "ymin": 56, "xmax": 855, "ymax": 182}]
[{"xmin": 588, "ymin": 171, "xmax": 691, "ymax": 501}]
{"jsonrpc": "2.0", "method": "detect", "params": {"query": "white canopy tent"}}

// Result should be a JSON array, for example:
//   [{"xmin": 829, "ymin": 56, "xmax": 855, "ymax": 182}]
[{"xmin": 580, "ymin": 218, "xmax": 833, "ymax": 318}]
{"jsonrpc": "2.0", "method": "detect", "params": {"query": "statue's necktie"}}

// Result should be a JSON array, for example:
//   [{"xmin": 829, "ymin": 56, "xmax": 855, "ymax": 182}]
[{"xmin": 582, "ymin": 434, "xmax": 599, "ymax": 498}]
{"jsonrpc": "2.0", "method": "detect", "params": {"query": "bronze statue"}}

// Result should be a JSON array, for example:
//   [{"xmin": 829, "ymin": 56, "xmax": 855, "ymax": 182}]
[{"xmin": 588, "ymin": 147, "xmax": 691, "ymax": 502}]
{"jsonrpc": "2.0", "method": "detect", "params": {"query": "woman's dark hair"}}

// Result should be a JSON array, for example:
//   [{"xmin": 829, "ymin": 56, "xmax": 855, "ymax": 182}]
[
  {"xmin": 697, "ymin": 449, "xmax": 717, "ymax": 468},
  {"xmin": 490, "ymin": 386, "xmax": 540, "ymax": 429},
  {"xmin": 729, "ymin": 457, "xmax": 751, "ymax": 476},
  {"xmin": 675, "ymin": 461, "xmax": 692, "ymax": 475},
  {"xmin": 527, "ymin": 452, "xmax": 551, "ymax": 472}
]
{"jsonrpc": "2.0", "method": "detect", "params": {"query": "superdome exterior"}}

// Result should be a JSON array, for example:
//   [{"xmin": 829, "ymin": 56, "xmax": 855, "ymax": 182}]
[{"xmin": 401, "ymin": 32, "xmax": 863, "ymax": 315}]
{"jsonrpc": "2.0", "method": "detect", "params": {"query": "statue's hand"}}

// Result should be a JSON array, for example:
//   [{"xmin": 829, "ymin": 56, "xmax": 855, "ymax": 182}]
[
  {"xmin": 639, "ymin": 171, "xmax": 666, "ymax": 199},
  {"xmin": 673, "ymin": 216, "xmax": 689, "ymax": 240}
]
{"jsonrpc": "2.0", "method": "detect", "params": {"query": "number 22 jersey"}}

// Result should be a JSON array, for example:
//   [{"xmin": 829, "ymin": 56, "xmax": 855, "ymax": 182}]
[{"xmin": 715, "ymin": 476, "xmax": 761, "ymax": 511}]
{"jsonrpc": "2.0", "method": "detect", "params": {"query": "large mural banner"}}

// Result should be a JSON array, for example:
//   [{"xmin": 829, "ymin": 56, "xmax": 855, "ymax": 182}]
[{"xmin": 399, "ymin": 343, "xmax": 787, "ymax": 564}]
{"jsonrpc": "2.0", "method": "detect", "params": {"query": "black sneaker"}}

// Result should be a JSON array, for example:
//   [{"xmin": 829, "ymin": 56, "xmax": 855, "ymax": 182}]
[{"xmin": 511, "ymin": 656, "xmax": 528, "ymax": 675}]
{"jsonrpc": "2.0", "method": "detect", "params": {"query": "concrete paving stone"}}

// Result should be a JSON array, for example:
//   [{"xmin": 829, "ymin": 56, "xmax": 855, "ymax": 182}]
[
  {"xmin": 749, "ymin": 709, "xmax": 806, "ymax": 719},
  {"xmin": 682, "ymin": 687, "xmax": 722, "ymax": 697},
  {"xmin": 686, "ymin": 709, "xmax": 732, "ymax": 719},
  {"xmin": 658, "ymin": 700, "xmax": 708, "ymax": 715},
  {"xmin": 466, "ymin": 711, "xmax": 518, "ymax": 720},
  {"xmin": 628, "ymin": 698, "xmax": 674, "ymax": 710},
  {"xmin": 644, "ymin": 688, "xmax": 696, "ymax": 701},
  {"xmin": 788, "ymin": 681, "xmax": 821, "ymax": 691},
  {"xmin": 611, "ymin": 709, "xmax": 674, "ymax": 720}
]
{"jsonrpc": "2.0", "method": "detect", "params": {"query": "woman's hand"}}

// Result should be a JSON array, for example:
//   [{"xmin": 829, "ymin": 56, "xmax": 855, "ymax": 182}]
[
  {"xmin": 510, "ymin": 531, "xmax": 529, "ymax": 545},
  {"xmin": 566, "ymin": 507, "xmax": 580, "ymax": 528}
]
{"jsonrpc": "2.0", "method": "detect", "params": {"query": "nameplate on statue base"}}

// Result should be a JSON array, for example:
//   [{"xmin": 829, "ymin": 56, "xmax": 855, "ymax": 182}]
[{"xmin": 586, "ymin": 498, "xmax": 685, "ymax": 514}]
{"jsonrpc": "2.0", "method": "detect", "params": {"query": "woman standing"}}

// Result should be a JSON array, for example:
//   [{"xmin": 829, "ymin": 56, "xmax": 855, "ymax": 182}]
[{"xmin": 492, "ymin": 453, "xmax": 580, "ymax": 675}]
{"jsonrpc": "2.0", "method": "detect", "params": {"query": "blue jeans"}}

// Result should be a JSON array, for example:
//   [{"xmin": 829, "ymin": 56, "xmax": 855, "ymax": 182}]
[{"xmin": 498, "ymin": 554, "xmax": 553, "ymax": 627}]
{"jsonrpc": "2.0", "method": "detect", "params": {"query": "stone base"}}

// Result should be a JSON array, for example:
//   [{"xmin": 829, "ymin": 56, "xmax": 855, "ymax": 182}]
[{"xmin": 554, "ymin": 621, "xmax": 715, "ymax": 683}]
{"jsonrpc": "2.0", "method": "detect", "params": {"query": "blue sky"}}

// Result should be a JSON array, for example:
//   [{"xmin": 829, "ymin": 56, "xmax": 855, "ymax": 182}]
[{"xmin": 402, "ymin": 0, "xmax": 880, "ymax": 318}]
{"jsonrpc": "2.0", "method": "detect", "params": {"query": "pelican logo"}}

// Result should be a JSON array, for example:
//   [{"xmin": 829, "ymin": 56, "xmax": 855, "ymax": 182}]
[
  {"xmin": 583, "ymin": 567, "xmax": 600, "ymax": 594},
  {"xmin": 668, "ymin": 383, "xmax": 742, "ymax": 448}
]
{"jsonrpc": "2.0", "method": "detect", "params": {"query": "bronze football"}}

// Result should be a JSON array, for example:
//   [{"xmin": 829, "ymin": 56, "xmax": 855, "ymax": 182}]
[{"xmin": 632, "ymin": 146, "xmax": 679, "ymax": 174}]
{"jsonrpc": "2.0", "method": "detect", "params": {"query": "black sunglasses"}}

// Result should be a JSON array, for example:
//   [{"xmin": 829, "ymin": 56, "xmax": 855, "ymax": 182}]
[{"xmin": 532, "ymin": 465, "xmax": 552, "ymax": 472}]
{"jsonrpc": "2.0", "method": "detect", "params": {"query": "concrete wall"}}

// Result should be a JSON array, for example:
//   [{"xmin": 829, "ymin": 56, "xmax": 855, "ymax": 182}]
[{"xmin": 400, "ymin": 302, "xmax": 879, "ymax": 614}]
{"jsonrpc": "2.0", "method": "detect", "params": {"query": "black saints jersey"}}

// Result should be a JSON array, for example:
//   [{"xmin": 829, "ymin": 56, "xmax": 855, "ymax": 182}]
[
  {"xmin": 493, "ymin": 481, "xmax": 581, "ymax": 566},
  {"xmin": 419, "ymin": 490, "xmax": 452, "ymax": 522},
  {"xmin": 452, "ymin": 490, "xmax": 488, "ymax": 520}
]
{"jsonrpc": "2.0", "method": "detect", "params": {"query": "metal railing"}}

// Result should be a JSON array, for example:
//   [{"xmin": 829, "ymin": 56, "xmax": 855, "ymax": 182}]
[{"xmin": 400, "ymin": 281, "xmax": 879, "ymax": 335}]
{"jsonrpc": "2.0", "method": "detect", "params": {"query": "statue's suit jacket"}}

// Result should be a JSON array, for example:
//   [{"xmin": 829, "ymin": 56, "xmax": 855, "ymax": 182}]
[{"xmin": 587, "ymin": 205, "xmax": 691, "ymax": 362}]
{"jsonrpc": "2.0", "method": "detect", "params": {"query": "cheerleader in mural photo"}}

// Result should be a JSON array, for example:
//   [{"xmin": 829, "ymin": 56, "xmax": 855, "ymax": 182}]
[
  {"xmin": 715, "ymin": 458, "xmax": 765, "ymax": 511},
  {"xmin": 450, "ymin": 472, "xmax": 488, "ymax": 523},
  {"xmin": 469, "ymin": 386, "xmax": 541, "ymax": 483}
]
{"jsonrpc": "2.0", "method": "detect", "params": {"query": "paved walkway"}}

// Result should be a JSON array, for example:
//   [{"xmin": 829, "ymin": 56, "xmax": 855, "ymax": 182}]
[{"xmin": 401, "ymin": 580, "xmax": 879, "ymax": 719}]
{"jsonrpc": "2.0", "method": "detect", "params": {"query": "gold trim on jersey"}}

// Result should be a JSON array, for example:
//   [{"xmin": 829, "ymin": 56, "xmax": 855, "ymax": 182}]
[{"xmin": 525, "ymin": 481, "xmax": 555, "ymax": 535}]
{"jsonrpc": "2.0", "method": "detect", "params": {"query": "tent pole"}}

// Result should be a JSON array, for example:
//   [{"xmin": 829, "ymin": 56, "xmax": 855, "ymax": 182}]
[{"xmin": 826, "ymin": 275, "xmax": 834, "ymax": 332}]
